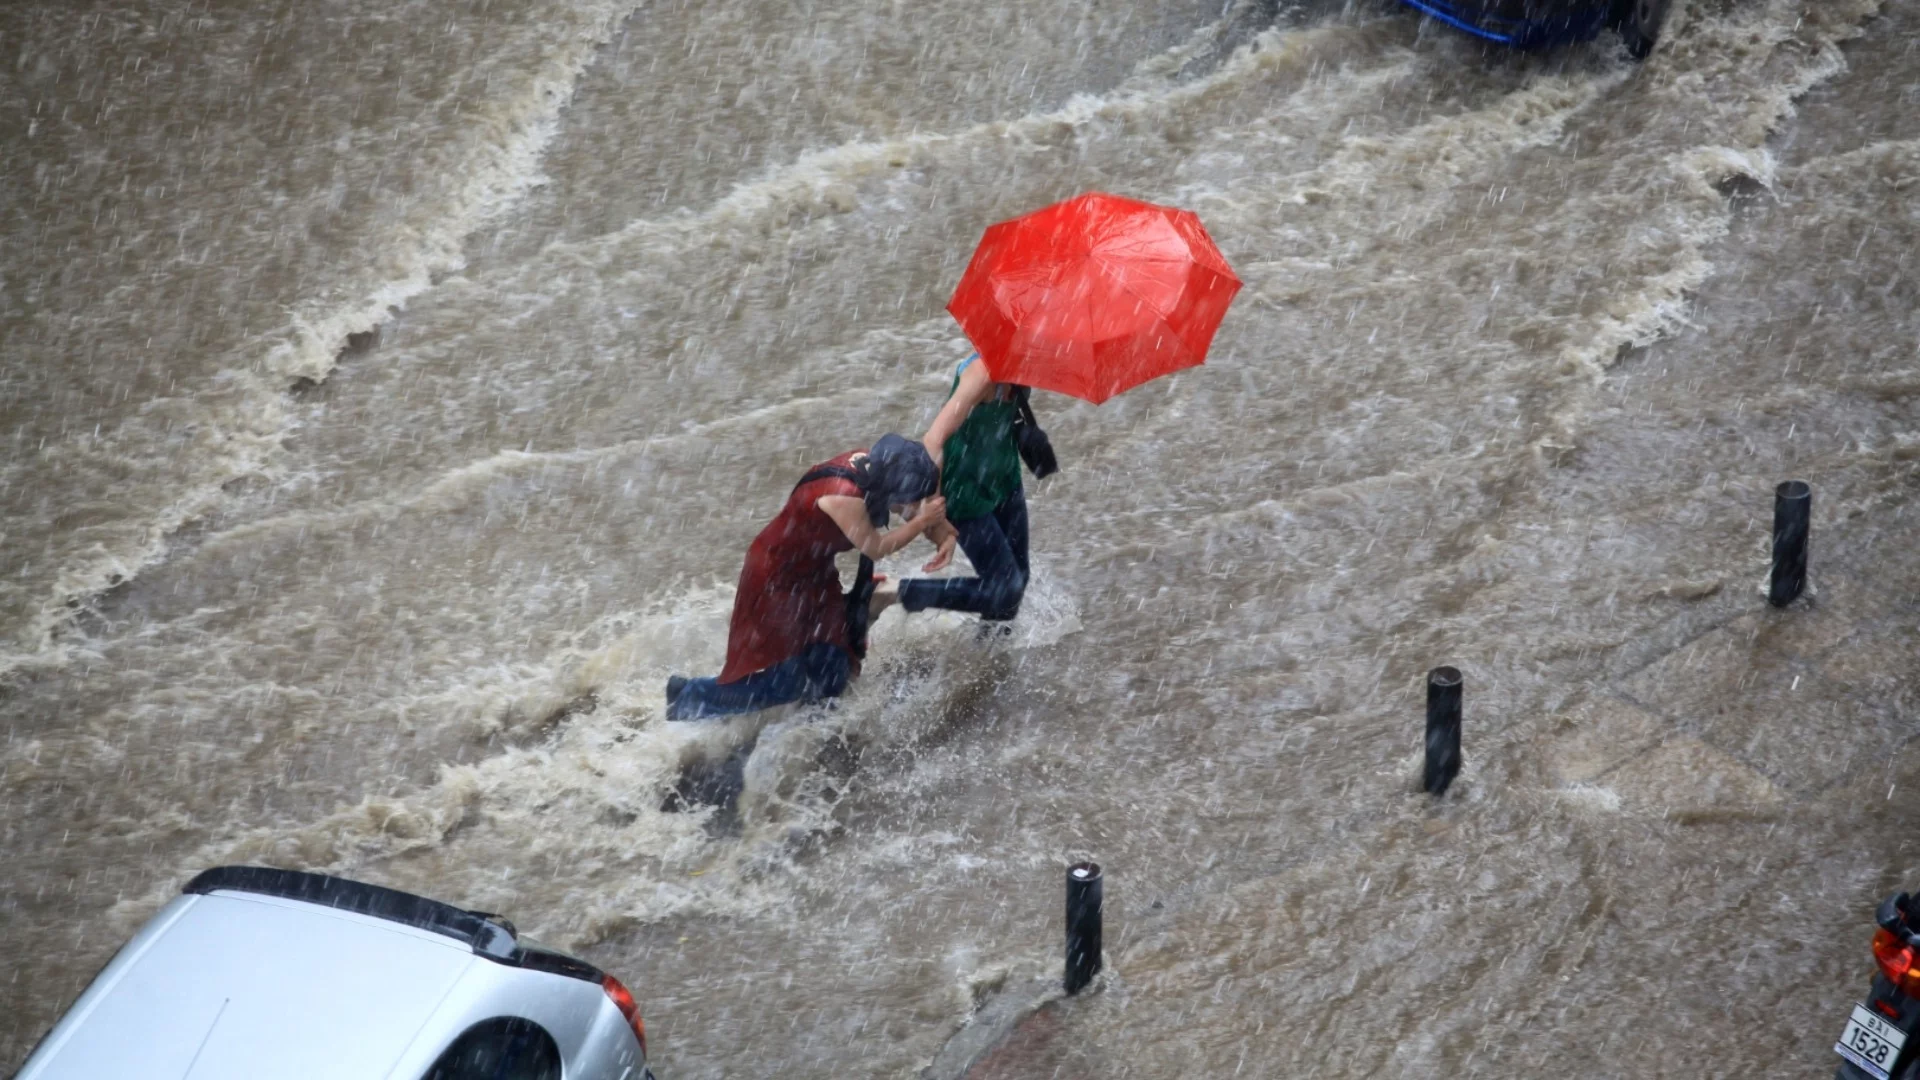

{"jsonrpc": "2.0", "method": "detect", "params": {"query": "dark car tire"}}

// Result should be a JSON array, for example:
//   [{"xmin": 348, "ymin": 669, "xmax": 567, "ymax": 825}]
[{"xmin": 1612, "ymin": 0, "xmax": 1671, "ymax": 59}]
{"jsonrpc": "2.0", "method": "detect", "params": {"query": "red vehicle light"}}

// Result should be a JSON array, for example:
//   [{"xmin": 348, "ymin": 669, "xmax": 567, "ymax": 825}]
[
  {"xmin": 1873, "ymin": 928, "xmax": 1920, "ymax": 996},
  {"xmin": 602, "ymin": 973, "xmax": 647, "ymax": 1055}
]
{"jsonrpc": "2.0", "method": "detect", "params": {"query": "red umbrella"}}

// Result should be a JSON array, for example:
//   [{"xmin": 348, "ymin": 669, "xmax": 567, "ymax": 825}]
[{"xmin": 947, "ymin": 192, "xmax": 1241, "ymax": 405}]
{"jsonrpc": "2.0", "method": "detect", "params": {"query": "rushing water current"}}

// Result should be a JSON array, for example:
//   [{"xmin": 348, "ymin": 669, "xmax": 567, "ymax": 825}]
[{"xmin": 3, "ymin": 1, "xmax": 1918, "ymax": 1076}]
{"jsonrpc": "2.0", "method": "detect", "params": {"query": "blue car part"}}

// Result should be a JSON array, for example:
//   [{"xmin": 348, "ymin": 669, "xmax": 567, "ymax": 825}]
[{"xmin": 1395, "ymin": 0, "xmax": 1614, "ymax": 49}]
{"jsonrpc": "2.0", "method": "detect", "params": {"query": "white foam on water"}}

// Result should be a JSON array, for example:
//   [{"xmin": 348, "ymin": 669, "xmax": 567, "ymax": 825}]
[
  {"xmin": 11, "ymin": 0, "xmax": 1914, "ymax": 1073},
  {"xmin": 515, "ymin": 15, "xmax": 1416, "ymax": 271},
  {"xmin": 263, "ymin": 0, "xmax": 648, "ymax": 383},
  {"xmin": 0, "ymin": 0, "xmax": 644, "ymax": 680},
  {"xmin": 100, "ymin": 562, "xmax": 1082, "ymax": 949},
  {"xmin": 1553, "ymin": 782, "xmax": 1625, "ymax": 814}
]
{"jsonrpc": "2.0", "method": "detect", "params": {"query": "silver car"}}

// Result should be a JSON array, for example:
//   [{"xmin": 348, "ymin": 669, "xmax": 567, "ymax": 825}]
[{"xmin": 17, "ymin": 866, "xmax": 656, "ymax": 1080}]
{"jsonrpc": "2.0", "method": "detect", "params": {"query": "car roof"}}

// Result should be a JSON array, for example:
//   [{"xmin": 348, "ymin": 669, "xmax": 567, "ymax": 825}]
[
  {"xmin": 21, "ymin": 890, "xmax": 483, "ymax": 1080},
  {"xmin": 182, "ymin": 866, "xmax": 522, "ymax": 957}
]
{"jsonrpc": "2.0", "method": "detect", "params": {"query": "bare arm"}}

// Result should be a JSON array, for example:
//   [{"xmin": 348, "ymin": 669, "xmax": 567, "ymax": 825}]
[
  {"xmin": 922, "ymin": 517, "xmax": 958, "ymax": 572},
  {"xmin": 921, "ymin": 360, "xmax": 995, "ymax": 468},
  {"xmin": 819, "ymin": 494, "xmax": 948, "ymax": 561}
]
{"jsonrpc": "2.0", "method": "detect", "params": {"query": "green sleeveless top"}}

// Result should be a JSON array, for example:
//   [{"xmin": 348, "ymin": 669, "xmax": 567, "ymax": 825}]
[{"xmin": 941, "ymin": 356, "xmax": 1021, "ymax": 522}]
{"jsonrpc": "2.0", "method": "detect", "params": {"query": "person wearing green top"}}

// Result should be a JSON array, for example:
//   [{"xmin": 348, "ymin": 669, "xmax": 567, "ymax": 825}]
[{"xmin": 890, "ymin": 353, "xmax": 1031, "ymax": 622}]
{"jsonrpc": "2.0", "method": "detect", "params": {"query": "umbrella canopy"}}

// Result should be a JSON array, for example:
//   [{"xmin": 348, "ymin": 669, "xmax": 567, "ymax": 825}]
[{"xmin": 946, "ymin": 192, "xmax": 1241, "ymax": 404}]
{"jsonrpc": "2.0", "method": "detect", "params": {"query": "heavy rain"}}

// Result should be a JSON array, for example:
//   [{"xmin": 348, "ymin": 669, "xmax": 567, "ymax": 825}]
[{"xmin": 2, "ymin": 0, "xmax": 1917, "ymax": 1076}]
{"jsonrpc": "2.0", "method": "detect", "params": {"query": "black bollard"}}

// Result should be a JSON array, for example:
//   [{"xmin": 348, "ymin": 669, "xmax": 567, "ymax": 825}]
[
  {"xmin": 1424, "ymin": 666, "xmax": 1463, "ymax": 797},
  {"xmin": 1769, "ymin": 480, "xmax": 1811, "ymax": 608},
  {"xmin": 1064, "ymin": 862, "xmax": 1103, "ymax": 995}
]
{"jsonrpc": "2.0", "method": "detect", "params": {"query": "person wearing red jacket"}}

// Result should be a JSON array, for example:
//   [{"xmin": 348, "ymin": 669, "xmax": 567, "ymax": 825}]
[{"xmin": 667, "ymin": 434, "xmax": 944, "ymax": 721}]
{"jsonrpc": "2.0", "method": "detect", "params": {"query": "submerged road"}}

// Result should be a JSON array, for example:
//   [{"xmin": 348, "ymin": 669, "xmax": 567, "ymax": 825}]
[{"xmin": 2, "ymin": 1, "xmax": 1916, "ymax": 1075}]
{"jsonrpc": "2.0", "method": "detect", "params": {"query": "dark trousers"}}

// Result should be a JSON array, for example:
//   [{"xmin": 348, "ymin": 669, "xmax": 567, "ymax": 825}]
[
  {"xmin": 667, "ymin": 643, "xmax": 851, "ymax": 721},
  {"xmin": 900, "ymin": 486, "xmax": 1028, "ymax": 621}
]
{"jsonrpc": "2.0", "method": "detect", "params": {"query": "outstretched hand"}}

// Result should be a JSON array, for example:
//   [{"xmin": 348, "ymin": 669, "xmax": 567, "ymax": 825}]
[{"xmin": 922, "ymin": 529, "xmax": 957, "ymax": 572}]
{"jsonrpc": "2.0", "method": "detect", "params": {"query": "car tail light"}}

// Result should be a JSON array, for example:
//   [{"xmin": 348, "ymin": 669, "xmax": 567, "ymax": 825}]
[
  {"xmin": 1873, "ymin": 928, "xmax": 1920, "ymax": 996},
  {"xmin": 602, "ymin": 973, "xmax": 647, "ymax": 1054}
]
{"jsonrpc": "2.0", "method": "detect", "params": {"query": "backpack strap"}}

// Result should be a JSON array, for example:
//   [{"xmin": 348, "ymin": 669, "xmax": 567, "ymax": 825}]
[
  {"xmin": 1009, "ymin": 386, "xmax": 1060, "ymax": 479},
  {"xmin": 793, "ymin": 463, "xmax": 864, "ymax": 491},
  {"xmin": 1012, "ymin": 385, "xmax": 1038, "ymax": 429},
  {"xmin": 843, "ymin": 554, "xmax": 877, "ymax": 660}
]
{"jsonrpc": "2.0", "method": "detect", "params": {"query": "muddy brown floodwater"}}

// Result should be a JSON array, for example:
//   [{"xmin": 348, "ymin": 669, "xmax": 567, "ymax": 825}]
[{"xmin": 2, "ymin": 1, "xmax": 1916, "ymax": 1076}]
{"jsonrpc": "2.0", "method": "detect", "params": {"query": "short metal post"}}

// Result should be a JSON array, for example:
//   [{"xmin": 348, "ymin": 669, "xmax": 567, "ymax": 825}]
[
  {"xmin": 1064, "ymin": 862, "xmax": 1103, "ymax": 995},
  {"xmin": 1769, "ymin": 480, "xmax": 1811, "ymax": 608},
  {"xmin": 1425, "ymin": 667, "xmax": 1463, "ymax": 797}
]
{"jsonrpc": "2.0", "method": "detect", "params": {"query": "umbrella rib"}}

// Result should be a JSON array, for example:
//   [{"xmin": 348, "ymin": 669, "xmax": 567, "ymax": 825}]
[
  {"xmin": 1079, "ymin": 275, "xmax": 1102, "ymax": 400},
  {"xmin": 1101, "ymin": 262, "xmax": 1182, "ymax": 330}
]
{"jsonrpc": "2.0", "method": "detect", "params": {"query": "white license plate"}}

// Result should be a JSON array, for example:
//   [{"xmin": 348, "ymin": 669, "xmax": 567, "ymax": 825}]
[{"xmin": 1837, "ymin": 1003, "xmax": 1908, "ymax": 1080}]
